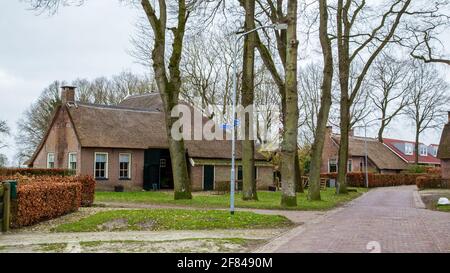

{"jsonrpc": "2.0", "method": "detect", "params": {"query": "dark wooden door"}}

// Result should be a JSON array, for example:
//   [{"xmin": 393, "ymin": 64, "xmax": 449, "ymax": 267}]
[
  {"xmin": 203, "ymin": 165, "xmax": 214, "ymax": 191},
  {"xmin": 144, "ymin": 149, "xmax": 160, "ymax": 190}
]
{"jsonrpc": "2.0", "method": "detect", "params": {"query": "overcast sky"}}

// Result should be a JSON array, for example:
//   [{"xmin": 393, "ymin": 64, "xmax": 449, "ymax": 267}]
[
  {"xmin": 0, "ymin": 0, "xmax": 147, "ymax": 164},
  {"xmin": 0, "ymin": 0, "xmax": 449, "ymax": 166}
]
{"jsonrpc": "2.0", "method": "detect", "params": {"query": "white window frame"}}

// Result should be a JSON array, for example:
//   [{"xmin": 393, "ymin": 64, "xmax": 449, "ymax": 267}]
[
  {"xmin": 68, "ymin": 152, "xmax": 77, "ymax": 170},
  {"xmin": 405, "ymin": 143, "xmax": 413, "ymax": 155},
  {"xmin": 94, "ymin": 152, "xmax": 109, "ymax": 179},
  {"xmin": 419, "ymin": 146, "xmax": 427, "ymax": 156},
  {"xmin": 328, "ymin": 158, "xmax": 338, "ymax": 173},
  {"xmin": 47, "ymin": 152, "xmax": 55, "ymax": 169},
  {"xmin": 348, "ymin": 159, "xmax": 353, "ymax": 172},
  {"xmin": 119, "ymin": 153, "xmax": 132, "ymax": 179},
  {"xmin": 432, "ymin": 146, "xmax": 438, "ymax": 157}
]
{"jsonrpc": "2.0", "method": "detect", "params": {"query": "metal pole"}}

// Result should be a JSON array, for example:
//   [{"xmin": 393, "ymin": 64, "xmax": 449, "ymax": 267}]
[
  {"xmin": 230, "ymin": 35, "xmax": 239, "ymax": 215},
  {"xmin": 364, "ymin": 123, "xmax": 369, "ymax": 188},
  {"xmin": 229, "ymin": 24, "xmax": 283, "ymax": 215}
]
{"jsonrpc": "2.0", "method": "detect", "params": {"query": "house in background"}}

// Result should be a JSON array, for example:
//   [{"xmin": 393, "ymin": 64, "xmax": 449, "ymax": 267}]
[
  {"xmin": 383, "ymin": 138, "xmax": 441, "ymax": 167},
  {"xmin": 321, "ymin": 127, "xmax": 409, "ymax": 174},
  {"xmin": 437, "ymin": 112, "xmax": 450, "ymax": 179},
  {"xmin": 27, "ymin": 86, "xmax": 274, "ymax": 191}
]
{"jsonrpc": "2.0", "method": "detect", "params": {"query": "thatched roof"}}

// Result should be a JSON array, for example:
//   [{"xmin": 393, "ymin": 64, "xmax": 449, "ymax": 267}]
[
  {"xmin": 332, "ymin": 135, "xmax": 408, "ymax": 170},
  {"xmin": 65, "ymin": 94, "xmax": 266, "ymax": 160},
  {"xmin": 118, "ymin": 93, "xmax": 164, "ymax": 111},
  {"xmin": 438, "ymin": 123, "xmax": 450, "ymax": 159}
]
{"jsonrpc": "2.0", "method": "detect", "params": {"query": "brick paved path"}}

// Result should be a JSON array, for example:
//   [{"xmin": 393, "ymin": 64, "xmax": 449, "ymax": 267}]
[{"xmin": 258, "ymin": 186, "xmax": 450, "ymax": 253}]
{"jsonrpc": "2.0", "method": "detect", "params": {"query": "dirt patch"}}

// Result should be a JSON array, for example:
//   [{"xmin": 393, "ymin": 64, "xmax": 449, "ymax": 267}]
[
  {"xmin": 137, "ymin": 220, "xmax": 157, "ymax": 230},
  {"xmin": 10, "ymin": 207, "xmax": 137, "ymax": 233},
  {"xmin": 98, "ymin": 218, "xmax": 129, "ymax": 231},
  {"xmin": 0, "ymin": 239, "xmax": 265, "ymax": 253}
]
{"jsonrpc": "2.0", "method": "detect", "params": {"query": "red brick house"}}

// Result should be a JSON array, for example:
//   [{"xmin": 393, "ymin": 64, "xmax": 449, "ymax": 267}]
[
  {"xmin": 27, "ymin": 86, "xmax": 274, "ymax": 191},
  {"xmin": 383, "ymin": 138, "xmax": 441, "ymax": 167},
  {"xmin": 437, "ymin": 112, "xmax": 450, "ymax": 179},
  {"xmin": 321, "ymin": 126, "xmax": 409, "ymax": 174}
]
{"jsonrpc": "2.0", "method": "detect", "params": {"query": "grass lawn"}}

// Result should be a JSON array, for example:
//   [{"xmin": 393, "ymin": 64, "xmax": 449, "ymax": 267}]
[
  {"xmin": 419, "ymin": 189, "xmax": 450, "ymax": 213},
  {"xmin": 54, "ymin": 209, "xmax": 293, "ymax": 232},
  {"xmin": 95, "ymin": 188, "xmax": 367, "ymax": 211},
  {"xmin": 437, "ymin": 205, "xmax": 450, "ymax": 212}
]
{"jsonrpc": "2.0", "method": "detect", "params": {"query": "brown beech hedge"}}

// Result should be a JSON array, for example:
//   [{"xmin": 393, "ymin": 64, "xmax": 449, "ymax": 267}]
[
  {"xmin": 12, "ymin": 181, "xmax": 81, "ymax": 227},
  {"xmin": 416, "ymin": 176, "xmax": 450, "ymax": 190},
  {"xmin": 0, "ymin": 174, "xmax": 96, "ymax": 228},
  {"xmin": 321, "ymin": 172, "xmax": 435, "ymax": 188}
]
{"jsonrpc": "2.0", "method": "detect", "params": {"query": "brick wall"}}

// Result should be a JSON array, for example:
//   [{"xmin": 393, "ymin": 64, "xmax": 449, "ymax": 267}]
[
  {"xmin": 190, "ymin": 165, "xmax": 203, "ymax": 191},
  {"xmin": 442, "ymin": 160, "xmax": 450, "ymax": 179},
  {"xmin": 81, "ymin": 147, "xmax": 145, "ymax": 191},
  {"xmin": 32, "ymin": 106, "xmax": 81, "ymax": 172},
  {"xmin": 256, "ymin": 166, "xmax": 274, "ymax": 189}
]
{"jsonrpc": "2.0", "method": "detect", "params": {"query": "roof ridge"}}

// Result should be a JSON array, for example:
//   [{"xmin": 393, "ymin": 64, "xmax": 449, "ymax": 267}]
[
  {"xmin": 72, "ymin": 102, "xmax": 162, "ymax": 113},
  {"xmin": 122, "ymin": 92, "xmax": 159, "ymax": 99}
]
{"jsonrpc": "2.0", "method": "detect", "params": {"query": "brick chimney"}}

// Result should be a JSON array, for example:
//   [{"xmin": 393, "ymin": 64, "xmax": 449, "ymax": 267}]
[{"xmin": 61, "ymin": 86, "xmax": 75, "ymax": 104}]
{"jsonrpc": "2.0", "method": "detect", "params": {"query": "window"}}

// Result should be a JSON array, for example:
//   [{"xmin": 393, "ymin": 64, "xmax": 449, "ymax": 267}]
[
  {"xmin": 94, "ymin": 152, "xmax": 108, "ymax": 179},
  {"xmin": 348, "ymin": 160, "xmax": 353, "ymax": 172},
  {"xmin": 329, "ymin": 159, "xmax": 337, "ymax": 173},
  {"xmin": 68, "ymin": 153, "xmax": 77, "ymax": 170},
  {"xmin": 431, "ymin": 146, "xmax": 438, "ymax": 157},
  {"xmin": 119, "ymin": 153, "xmax": 131, "ymax": 179},
  {"xmin": 47, "ymin": 153, "xmax": 55, "ymax": 169},
  {"xmin": 405, "ymin": 143, "xmax": 413, "ymax": 155},
  {"xmin": 419, "ymin": 146, "xmax": 428, "ymax": 156}
]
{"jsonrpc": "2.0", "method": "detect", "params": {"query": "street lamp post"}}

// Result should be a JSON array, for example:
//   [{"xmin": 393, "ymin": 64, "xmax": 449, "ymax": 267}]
[
  {"xmin": 362, "ymin": 118, "xmax": 382, "ymax": 188},
  {"xmin": 230, "ymin": 23, "xmax": 287, "ymax": 215}
]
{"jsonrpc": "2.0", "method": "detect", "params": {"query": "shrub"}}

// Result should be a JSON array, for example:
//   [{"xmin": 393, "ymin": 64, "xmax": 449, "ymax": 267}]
[
  {"xmin": 0, "ymin": 168, "xmax": 75, "ymax": 177},
  {"xmin": 12, "ymin": 181, "xmax": 81, "ymax": 228},
  {"xmin": 426, "ymin": 167, "xmax": 441, "ymax": 175},
  {"xmin": 76, "ymin": 176, "xmax": 95, "ymax": 207},
  {"xmin": 416, "ymin": 176, "xmax": 450, "ymax": 190},
  {"xmin": 320, "ymin": 172, "xmax": 431, "ymax": 188},
  {"xmin": 406, "ymin": 165, "xmax": 428, "ymax": 174},
  {"xmin": 1, "ymin": 174, "xmax": 95, "ymax": 207}
]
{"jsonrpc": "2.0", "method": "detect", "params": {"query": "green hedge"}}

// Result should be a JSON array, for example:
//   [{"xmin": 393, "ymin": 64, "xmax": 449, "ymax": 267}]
[{"xmin": 0, "ymin": 168, "xmax": 75, "ymax": 177}]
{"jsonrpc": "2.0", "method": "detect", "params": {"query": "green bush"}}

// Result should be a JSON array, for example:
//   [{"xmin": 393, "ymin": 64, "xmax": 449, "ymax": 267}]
[
  {"xmin": 406, "ymin": 165, "xmax": 428, "ymax": 174},
  {"xmin": 0, "ymin": 168, "xmax": 75, "ymax": 177}
]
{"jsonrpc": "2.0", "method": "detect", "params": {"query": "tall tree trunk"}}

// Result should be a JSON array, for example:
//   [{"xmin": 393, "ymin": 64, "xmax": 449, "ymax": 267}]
[
  {"xmin": 335, "ymin": 0, "xmax": 350, "ymax": 195},
  {"xmin": 415, "ymin": 127, "xmax": 420, "ymax": 164},
  {"xmin": 241, "ymin": 0, "xmax": 257, "ymax": 201},
  {"xmin": 295, "ymin": 151, "xmax": 303, "ymax": 193},
  {"xmin": 280, "ymin": 0, "xmax": 299, "ymax": 207},
  {"xmin": 377, "ymin": 107, "xmax": 387, "ymax": 142},
  {"xmin": 308, "ymin": 0, "xmax": 333, "ymax": 201},
  {"xmin": 142, "ymin": 0, "xmax": 192, "ymax": 200}
]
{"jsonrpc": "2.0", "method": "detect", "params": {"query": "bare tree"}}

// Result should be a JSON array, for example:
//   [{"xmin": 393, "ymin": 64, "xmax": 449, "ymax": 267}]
[
  {"xmin": 307, "ymin": 0, "xmax": 334, "ymax": 201},
  {"xmin": 404, "ymin": 62, "xmax": 450, "ymax": 164},
  {"xmin": 16, "ymin": 81, "xmax": 62, "ymax": 162},
  {"xmin": 0, "ymin": 120, "xmax": 9, "ymax": 150},
  {"xmin": 243, "ymin": 0, "xmax": 300, "ymax": 206},
  {"xmin": 334, "ymin": 0, "xmax": 413, "ymax": 194},
  {"xmin": 141, "ymin": 0, "xmax": 193, "ymax": 199},
  {"xmin": 369, "ymin": 53, "xmax": 412, "ymax": 142},
  {"xmin": 298, "ymin": 63, "xmax": 323, "ymax": 145},
  {"xmin": 15, "ymin": 73, "xmax": 152, "ymax": 163},
  {"xmin": 240, "ymin": 0, "xmax": 258, "ymax": 200},
  {"xmin": 399, "ymin": 1, "xmax": 450, "ymax": 66}
]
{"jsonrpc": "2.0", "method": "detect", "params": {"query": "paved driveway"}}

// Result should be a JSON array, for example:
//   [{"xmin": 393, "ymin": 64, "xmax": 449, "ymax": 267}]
[{"xmin": 258, "ymin": 186, "xmax": 450, "ymax": 253}]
